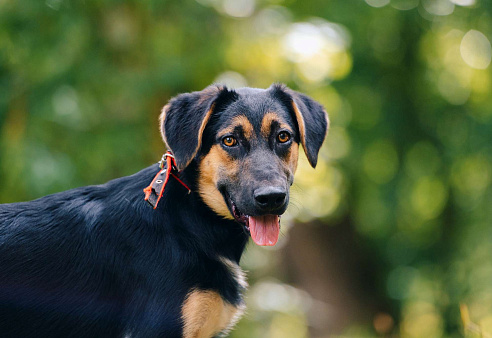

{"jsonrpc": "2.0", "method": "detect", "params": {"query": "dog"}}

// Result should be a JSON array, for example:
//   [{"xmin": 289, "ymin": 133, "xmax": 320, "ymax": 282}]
[{"xmin": 0, "ymin": 84, "xmax": 328, "ymax": 337}]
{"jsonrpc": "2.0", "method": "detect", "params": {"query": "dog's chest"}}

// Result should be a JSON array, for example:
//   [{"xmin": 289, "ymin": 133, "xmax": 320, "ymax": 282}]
[{"xmin": 181, "ymin": 257, "xmax": 247, "ymax": 338}]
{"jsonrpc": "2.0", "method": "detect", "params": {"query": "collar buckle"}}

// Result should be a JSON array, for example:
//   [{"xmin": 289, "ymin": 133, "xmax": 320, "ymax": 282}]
[{"xmin": 143, "ymin": 151, "xmax": 191, "ymax": 209}]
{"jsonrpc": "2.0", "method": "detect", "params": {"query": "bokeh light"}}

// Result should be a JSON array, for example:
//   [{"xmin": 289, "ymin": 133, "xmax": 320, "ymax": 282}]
[
  {"xmin": 422, "ymin": 0, "xmax": 455, "ymax": 16},
  {"xmin": 460, "ymin": 30, "xmax": 492, "ymax": 70}
]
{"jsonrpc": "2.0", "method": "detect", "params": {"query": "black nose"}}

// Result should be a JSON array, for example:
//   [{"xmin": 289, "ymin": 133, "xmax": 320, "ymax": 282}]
[{"xmin": 254, "ymin": 186, "xmax": 287, "ymax": 212}]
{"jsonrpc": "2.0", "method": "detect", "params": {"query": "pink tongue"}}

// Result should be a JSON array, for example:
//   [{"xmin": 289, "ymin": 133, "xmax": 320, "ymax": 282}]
[{"xmin": 248, "ymin": 215, "xmax": 280, "ymax": 246}]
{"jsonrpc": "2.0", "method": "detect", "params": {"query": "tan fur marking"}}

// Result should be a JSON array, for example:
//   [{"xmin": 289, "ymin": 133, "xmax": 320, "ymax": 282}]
[
  {"xmin": 217, "ymin": 257, "xmax": 247, "ymax": 334},
  {"xmin": 182, "ymin": 290, "xmax": 241, "ymax": 338},
  {"xmin": 159, "ymin": 103, "xmax": 170, "ymax": 149},
  {"xmin": 217, "ymin": 115, "xmax": 254, "ymax": 140},
  {"xmin": 198, "ymin": 145, "xmax": 238, "ymax": 219},
  {"xmin": 192, "ymin": 103, "xmax": 216, "ymax": 169},
  {"xmin": 291, "ymin": 102, "xmax": 307, "ymax": 159},
  {"xmin": 260, "ymin": 112, "xmax": 277, "ymax": 138},
  {"xmin": 287, "ymin": 142, "xmax": 299, "ymax": 174},
  {"xmin": 322, "ymin": 109, "xmax": 330, "ymax": 140},
  {"xmin": 260, "ymin": 112, "xmax": 293, "ymax": 139}
]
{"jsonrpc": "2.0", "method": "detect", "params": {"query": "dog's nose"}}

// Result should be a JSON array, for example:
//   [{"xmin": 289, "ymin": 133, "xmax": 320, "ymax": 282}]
[{"xmin": 254, "ymin": 186, "xmax": 287, "ymax": 212}]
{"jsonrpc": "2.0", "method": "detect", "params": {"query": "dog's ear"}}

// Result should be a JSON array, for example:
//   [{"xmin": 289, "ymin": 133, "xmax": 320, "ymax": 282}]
[
  {"xmin": 270, "ymin": 84, "xmax": 329, "ymax": 168},
  {"xmin": 160, "ymin": 85, "xmax": 237, "ymax": 170}
]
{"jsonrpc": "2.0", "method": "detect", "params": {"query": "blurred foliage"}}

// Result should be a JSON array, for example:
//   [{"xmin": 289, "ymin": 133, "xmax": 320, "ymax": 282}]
[{"xmin": 2, "ymin": 0, "xmax": 492, "ymax": 336}]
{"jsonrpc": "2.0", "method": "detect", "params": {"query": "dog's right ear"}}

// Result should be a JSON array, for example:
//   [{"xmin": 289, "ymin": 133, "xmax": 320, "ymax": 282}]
[{"xmin": 160, "ymin": 85, "xmax": 237, "ymax": 171}]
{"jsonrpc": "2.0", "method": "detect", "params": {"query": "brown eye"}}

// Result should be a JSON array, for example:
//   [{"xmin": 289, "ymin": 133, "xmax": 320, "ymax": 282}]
[
  {"xmin": 277, "ymin": 131, "xmax": 291, "ymax": 143},
  {"xmin": 222, "ymin": 136, "xmax": 237, "ymax": 147}
]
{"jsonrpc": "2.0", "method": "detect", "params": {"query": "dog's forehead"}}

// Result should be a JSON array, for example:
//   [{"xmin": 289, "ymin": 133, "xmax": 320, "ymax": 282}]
[{"xmin": 218, "ymin": 89, "xmax": 292, "ymax": 131}]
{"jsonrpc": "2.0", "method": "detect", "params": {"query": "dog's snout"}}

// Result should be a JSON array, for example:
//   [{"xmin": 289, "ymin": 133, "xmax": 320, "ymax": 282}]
[{"xmin": 254, "ymin": 186, "xmax": 287, "ymax": 212}]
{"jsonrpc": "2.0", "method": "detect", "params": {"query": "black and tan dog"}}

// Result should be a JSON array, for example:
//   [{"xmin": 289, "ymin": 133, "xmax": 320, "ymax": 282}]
[{"xmin": 0, "ymin": 84, "xmax": 328, "ymax": 337}]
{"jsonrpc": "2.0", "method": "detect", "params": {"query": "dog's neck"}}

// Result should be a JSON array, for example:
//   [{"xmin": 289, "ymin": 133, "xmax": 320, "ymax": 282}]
[{"xmin": 134, "ymin": 163, "xmax": 249, "ymax": 264}]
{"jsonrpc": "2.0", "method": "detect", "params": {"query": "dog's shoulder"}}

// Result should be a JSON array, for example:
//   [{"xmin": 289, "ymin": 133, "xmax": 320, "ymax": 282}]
[{"xmin": 180, "ymin": 256, "xmax": 247, "ymax": 338}]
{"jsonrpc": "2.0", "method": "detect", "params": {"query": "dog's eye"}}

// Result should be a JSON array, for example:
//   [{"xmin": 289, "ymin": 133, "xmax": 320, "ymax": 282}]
[
  {"xmin": 277, "ymin": 131, "xmax": 291, "ymax": 143},
  {"xmin": 222, "ymin": 136, "xmax": 237, "ymax": 147}
]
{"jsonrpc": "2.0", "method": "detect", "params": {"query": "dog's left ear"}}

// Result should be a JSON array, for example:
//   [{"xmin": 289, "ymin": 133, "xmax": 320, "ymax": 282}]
[
  {"xmin": 270, "ymin": 84, "xmax": 329, "ymax": 168},
  {"xmin": 160, "ymin": 85, "xmax": 237, "ymax": 171}
]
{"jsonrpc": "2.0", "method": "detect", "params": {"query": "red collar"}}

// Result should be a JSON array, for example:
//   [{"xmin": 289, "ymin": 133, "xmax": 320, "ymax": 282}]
[{"xmin": 143, "ymin": 151, "xmax": 191, "ymax": 209}]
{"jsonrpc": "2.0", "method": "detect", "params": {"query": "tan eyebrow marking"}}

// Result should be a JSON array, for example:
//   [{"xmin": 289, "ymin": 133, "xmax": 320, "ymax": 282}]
[
  {"xmin": 217, "ymin": 115, "xmax": 254, "ymax": 139},
  {"xmin": 260, "ymin": 112, "xmax": 292, "ymax": 139}
]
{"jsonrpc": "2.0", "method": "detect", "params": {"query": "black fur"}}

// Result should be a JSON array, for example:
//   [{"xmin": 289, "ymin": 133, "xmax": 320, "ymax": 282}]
[
  {"xmin": 0, "ymin": 164, "xmax": 248, "ymax": 337},
  {"xmin": 0, "ymin": 84, "xmax": 327, "ymax": 338}
]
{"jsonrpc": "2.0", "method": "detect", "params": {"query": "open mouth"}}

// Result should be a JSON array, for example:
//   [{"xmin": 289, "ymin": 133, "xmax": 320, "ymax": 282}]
[{"xmin": 223, "ymin": 191, "xmax": 280, "ymax": 246}]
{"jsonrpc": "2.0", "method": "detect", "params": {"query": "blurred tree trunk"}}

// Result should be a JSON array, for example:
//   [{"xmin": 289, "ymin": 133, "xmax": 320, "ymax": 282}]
[{"xmin": 282, "ymin": 219, "xmax": 391, "ymax": 336}]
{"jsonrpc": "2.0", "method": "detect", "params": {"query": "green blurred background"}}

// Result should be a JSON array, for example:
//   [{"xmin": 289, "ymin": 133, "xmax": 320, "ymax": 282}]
[{"xmin": 2, "ymin": 0, "xmax": 492, "ymax": 336}]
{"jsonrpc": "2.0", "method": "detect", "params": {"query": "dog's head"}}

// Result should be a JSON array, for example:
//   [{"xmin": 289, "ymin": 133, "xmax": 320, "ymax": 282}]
[{"xmin": 160, "ymin": 84, "xmax": 328, "ymax": 246}]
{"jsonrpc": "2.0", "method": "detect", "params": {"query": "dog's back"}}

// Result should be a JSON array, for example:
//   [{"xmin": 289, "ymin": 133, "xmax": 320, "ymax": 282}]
[{"xmin": 0, "ymin": 167, "xmax": 152, "ymax": 337}]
